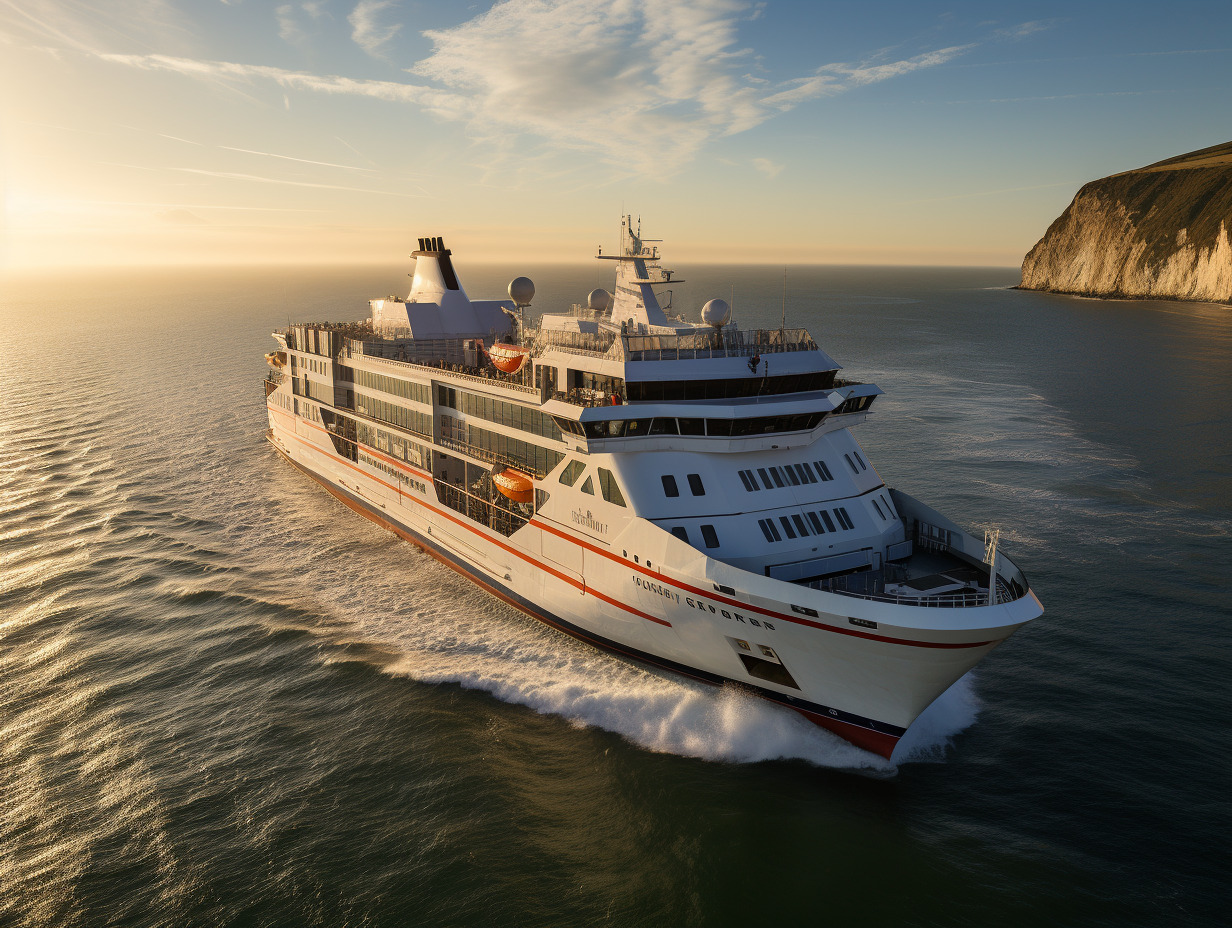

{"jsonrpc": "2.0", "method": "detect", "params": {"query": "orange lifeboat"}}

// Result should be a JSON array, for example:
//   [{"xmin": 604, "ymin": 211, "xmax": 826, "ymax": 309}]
[
  {"xmin": 491, "ymin": 468, "xmax": 534, "ymax": 504},
  {"xmin": 486, "ymin": 342, "xmax": 531, "ymax": 374}
]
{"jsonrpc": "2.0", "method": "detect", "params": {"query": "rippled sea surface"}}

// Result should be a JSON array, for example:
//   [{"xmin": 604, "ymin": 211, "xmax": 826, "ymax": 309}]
[{"xmin": 2, "ymin": 263, "xmax": 1228, "ymax": 927}]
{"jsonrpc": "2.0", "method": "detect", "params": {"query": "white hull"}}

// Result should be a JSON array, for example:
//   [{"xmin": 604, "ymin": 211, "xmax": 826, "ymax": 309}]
[{"xmin": 267, "ymin": 406, "xmax": 1039, "ymax": 759}]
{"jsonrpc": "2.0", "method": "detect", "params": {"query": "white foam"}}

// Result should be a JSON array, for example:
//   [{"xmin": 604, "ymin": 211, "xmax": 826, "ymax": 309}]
[{"xmin": 892, "ymin": 673, "xmax": 981, "ymax": 763}]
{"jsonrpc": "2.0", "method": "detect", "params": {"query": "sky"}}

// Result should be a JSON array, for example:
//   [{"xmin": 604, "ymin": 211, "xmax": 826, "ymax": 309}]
[{"xmin": 1, "ymin": 0, "xmax": 1230, "ymax": 270}]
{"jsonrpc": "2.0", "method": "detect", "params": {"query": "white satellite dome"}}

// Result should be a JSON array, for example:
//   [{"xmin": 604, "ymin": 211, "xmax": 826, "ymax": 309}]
[
  {"xmin": 508, "ymin": 276, "xmax": 535, "ymax": 306},
  {"xmin": 701, "ymin": 298, "xmax": 731, "ymax": 327},
  {"xmin": 587, "ymin": 288, "xmax": 612, "ymax": 311}
]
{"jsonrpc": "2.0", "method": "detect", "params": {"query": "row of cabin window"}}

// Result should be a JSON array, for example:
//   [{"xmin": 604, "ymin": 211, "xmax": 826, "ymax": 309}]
[
  {"xmin": 836, "ymin": 395, "xmax": 877, "ymax": 414},
  {"xmin": 758, "ymin": 506, "xmax": 856, "ymax": 543},
  {"xmin": 446, "ymin": 387, "xmax": 563, "ymax": 441},
  {"xmin": 352, "ymin": 368, "xmax": 432, "ymax": 405},
  {"xmin": 558, "ymin": 459, "xmax": 626, "ymax": 507},
  {"xmin": 291, "ymin": 355, "xmax": 328, "ymax": 376},
  {"xmin": 577, "ymin": 412, "xmax": 826, "ymax": 441},
  {"xmin": 293, "ymin": 376, "xmax": 332, "ymax": 404},
  {"xmin": 661, "ymin": 473, "xmax": 705, "ymax": 498},
  {"xmin": 465, "ymin": 422, "xmax": 565, "ymax": 479},
  {"xmin": 738, "ymin": 459, "xmax": 835, "ymax": 491},
  {"xmin": 625, "ymin": 371, "xmax": 837, "ymax": 403},
  {"xmin": 356, "ymin": 392, "xmax": 434, "ymax": 440},
  {"xmin": 671, "ymin": 524, "xmax": 720, "ymax": 549},
  {"xmin": 353, "ymin": 421, "xmax": 433, "ymax": 471}
]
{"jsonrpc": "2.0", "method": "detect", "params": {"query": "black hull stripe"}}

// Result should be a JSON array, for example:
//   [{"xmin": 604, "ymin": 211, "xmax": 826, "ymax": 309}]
[{"xmin": 274, "ymin": 441, "xmax": 907, "ymax": 741}]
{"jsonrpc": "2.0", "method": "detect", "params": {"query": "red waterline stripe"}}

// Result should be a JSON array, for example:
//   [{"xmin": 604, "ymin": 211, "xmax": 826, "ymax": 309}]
[
  {"xmin": 270, "ymin": 421, "xmax": 672, "ymax": 628},
  {"xmin": 529, "ymin": 519, "xmax": 995, "ymax": 650}
]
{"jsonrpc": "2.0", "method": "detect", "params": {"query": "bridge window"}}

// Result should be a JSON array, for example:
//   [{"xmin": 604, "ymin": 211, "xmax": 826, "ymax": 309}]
[
  {"xmin": 778, "ymin": 517, "xmax": 797, "ymax": 540},
  {"xmin": 819, "ymin": 510, "xmax": 837, "ymax": 532},
  {"xmin": 700, "ymin": 524, "xmax": 720, "ymax": 548},
  {"xmin": 872, "ymin": 498, "xmax": 887, "ymax": 520},
  {"xmin": 559, "ymin": 460, "xmax": 585, "ymax": 487},
  {"xmin": 815, "ymin": 460, "xmax": 834, "ymax": 481},
  {"xmin": 758, "ymin": 518, "xmax": 782, "ymax": 542},
  {"xmin": 687, "ymin": 474, "xmax": 705, "ymax": 496},
  {"xmin": 598, "ymin": 468, "xmax": 626, "ymax": 507},
  {"xmin": 834, "ymin": 507, "xmax": 854, "ymax": 530},
  {"xmin": 738, "ymin": 469, "xmax": 758, "ymax": 491},
  {"xmin": 671, "ymin": 526, "xmax": 689, "ymax": 542},
  {"xmin": 661, "ymin": 475, "xmax": 679, "ymax": 497}
]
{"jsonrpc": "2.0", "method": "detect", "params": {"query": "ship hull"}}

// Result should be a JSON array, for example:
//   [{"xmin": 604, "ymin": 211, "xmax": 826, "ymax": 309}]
[{"xmin": 266, "ymin": 410, "xmax": 1036, "ymax": 761}]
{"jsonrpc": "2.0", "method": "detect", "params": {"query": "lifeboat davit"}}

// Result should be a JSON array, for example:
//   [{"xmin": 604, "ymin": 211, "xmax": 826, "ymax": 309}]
[
  {"xmin": 486, "ymin": 342, "xmax": 531, "ymax": 374},
  {"xmin": 492, "ymin": 468, "xmax": 534, "ymax": 504}
]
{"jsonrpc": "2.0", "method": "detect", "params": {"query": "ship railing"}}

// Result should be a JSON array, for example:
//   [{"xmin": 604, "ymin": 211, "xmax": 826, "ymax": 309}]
[
  {"xmin": 815, "ymin": 582, "xmax": 991, "ymax": 608},
  {"xmin": 531, "ymin": 328, "xmax": 624, "ymax": 360},
  {"xmin": 551, "ymin": 389, "xmax": 618, "ymax": 408},
  {"xmin": 265, "ymin": 370, "xmax": 285, "ymax": 386},
  {"xmin": 623, "ymin": 328, "xmax": 818, "ymax": 362},
  {"xmin": 436, "ymin": 436, "xmax": 549, "ymax": 478},
  {"xmin": 352, "ymin": 348, "xmax": 539, "ymax": 396}
]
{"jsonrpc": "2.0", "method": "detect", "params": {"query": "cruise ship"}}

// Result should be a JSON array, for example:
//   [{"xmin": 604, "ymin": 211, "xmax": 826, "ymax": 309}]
[{"xmin": 263, "ymin": 218, "xmax": 1043, "ymax": 759}]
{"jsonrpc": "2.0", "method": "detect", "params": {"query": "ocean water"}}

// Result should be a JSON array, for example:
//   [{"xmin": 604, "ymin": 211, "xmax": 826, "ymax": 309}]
[{"xmin": 0, "ymin": 262, "xmax": 1228, "ymax": 927}]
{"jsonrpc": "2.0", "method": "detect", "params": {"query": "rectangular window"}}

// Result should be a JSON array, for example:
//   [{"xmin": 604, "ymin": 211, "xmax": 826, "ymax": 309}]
[
  {"xmin": 872, "ymin": 499, "xmax": 887, "ymax": 520},
  {"xmin": 854, "ymin": 452, "xmax": 868, "ymax": 471},
  {"xmin": 738, "ymin": 469, "xmax": 757, "ymax": 492},
  {"xmin": 661, "ymin": 475, "xmax": 679, "ymax": 497},
  {"xmin": 559, "ymin": 460, "xmax": 585, "ymax": 486},
  {"xmin": 700, "ymin": 524, "xmax": 720, "ymax": 548},
  {"xmin": 671, "ymin": 526, "xmax": 689, "ymax": 542},
  {"xmin": 816, "ymin": 460, "xmax": 834, "ymax": 481},
  {"xmin": 796, "ymin": 464, "xmax": 815, "ymax": 484},
  {"xmin": 598, "ymin": 468, "xmax": 626, "ymax": 507},
  {"xmin": 820, "ymin": 510, "xmax": 837, "ymax": 532},
  {"xmin": 757, "ymin": 467, "xmax": 773, "ymax": 488},
  {"xmin": 881, "ymin": 494, "xmax": 893, "ymax": 517},
  {"xmin": 687, "ymin": 474, "xmax": 705, "ymax": 496},
  {"xmin": 807, "ymin": 511, "xmax": 824, "ymax": 534},
  {"xmin": 765, "ymin": 518, "xmax": 782, "ymax": 542},
  {"xmin": 757, "ymin": 519, "xmax": 776, "ymax": 543},
  {"xmin": 783, "ymin": 466, "xmax": 800, "ymax": 487},
  {"xmin": 778, "ymin": 516, "xmax": 797, "ymax": 539},
  {"xmin": 791, "ymin": 514, "xmax": 809, "ymax": 536},
  {"xmin": 835, "ymin": 507, "xmax": 854, "ymax": 530},
  {"xmin": 768, "ymin": 468, "xmax": 785, "ymax": 488},
  {"xmin": 845, "ymin": 453, "xmax": 859, "ymax": 474}
]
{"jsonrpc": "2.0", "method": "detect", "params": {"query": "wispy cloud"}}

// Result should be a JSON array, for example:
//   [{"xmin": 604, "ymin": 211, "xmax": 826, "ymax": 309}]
[
  {"xmin": 89, "ymin": 1, "xmax": 984, "ymax": 178},
  {"xmin": 995, "ymin": 20, "xmax": 1056, "ymax": 40},
  {"xmin": 752, "ymin": 157, "xmax": 783, "ymax": 178},
  {"xmin": 348, "ymin": 0, "xmax": 401, "ymax": 57},
  {"xmin": 219, "ymin": 145, "xmax": 372, "ymax": 172}
]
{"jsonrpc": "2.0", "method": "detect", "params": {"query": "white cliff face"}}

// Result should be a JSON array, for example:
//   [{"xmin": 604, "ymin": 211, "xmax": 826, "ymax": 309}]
[{"xmin": 1020, "ymin": 150, "xmax": 1232, "ymax": 304}]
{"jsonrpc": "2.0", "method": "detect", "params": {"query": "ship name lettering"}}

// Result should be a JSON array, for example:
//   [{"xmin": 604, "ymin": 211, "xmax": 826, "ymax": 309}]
[
  {"xmin": 633, "ymin": 576, "xmax": 680, "ymax": 603},
  {"xmin": 682, "ymin": 599, "xmax": 773, "ymax": 631},
  {"xmin": 571, "ymin": 508, "xmax": 608, "ymax": 535}
]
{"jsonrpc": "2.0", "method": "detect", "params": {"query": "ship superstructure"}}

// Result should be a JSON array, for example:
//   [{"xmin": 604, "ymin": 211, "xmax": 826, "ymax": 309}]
[{"xmin": 263, "ymin": 220, "xmax": 1042, "ymax": 760}]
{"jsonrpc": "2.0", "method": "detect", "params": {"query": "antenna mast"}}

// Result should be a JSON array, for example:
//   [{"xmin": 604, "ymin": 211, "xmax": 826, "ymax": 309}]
[{"xmin": 781, "ymin": 267, "xmax": 787, "ymax": 337}]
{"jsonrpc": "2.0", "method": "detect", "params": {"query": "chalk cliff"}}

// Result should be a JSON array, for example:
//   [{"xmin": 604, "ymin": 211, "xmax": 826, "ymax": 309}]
[{"xmin": 1019, "ymin": 141, "xmax": 1232, "ymax": 303}]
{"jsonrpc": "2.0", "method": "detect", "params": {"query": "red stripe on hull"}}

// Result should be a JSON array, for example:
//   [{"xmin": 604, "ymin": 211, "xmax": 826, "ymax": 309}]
[
  {"xmin": 271, "ymin": 438, "xmax": 904, "ymax": 761},
  {"xmin": 793, "ymin": 708, "xmax": 900, "ymax": 760}
]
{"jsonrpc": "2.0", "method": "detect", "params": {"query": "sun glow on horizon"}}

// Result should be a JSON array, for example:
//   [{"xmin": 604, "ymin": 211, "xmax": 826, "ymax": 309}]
[{"xmin": 1, "ymin": 1, "xmax": 1229, "ymax": 273}]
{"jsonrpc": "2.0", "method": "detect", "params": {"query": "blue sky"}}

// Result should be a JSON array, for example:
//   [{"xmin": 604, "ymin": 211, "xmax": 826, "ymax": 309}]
[{"xmin": 1, "ymin": 0, "xmax": 1229, "ymax": 268}]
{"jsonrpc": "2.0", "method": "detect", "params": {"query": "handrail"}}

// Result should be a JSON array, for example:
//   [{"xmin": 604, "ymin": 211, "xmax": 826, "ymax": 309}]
[
  {"xmin": 436, "ymin": 436, "xmax": 549, "ymax": 477},
  {"xmin": 351, "ymin": 348, "xmax": 539, "ymax": 396}
]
